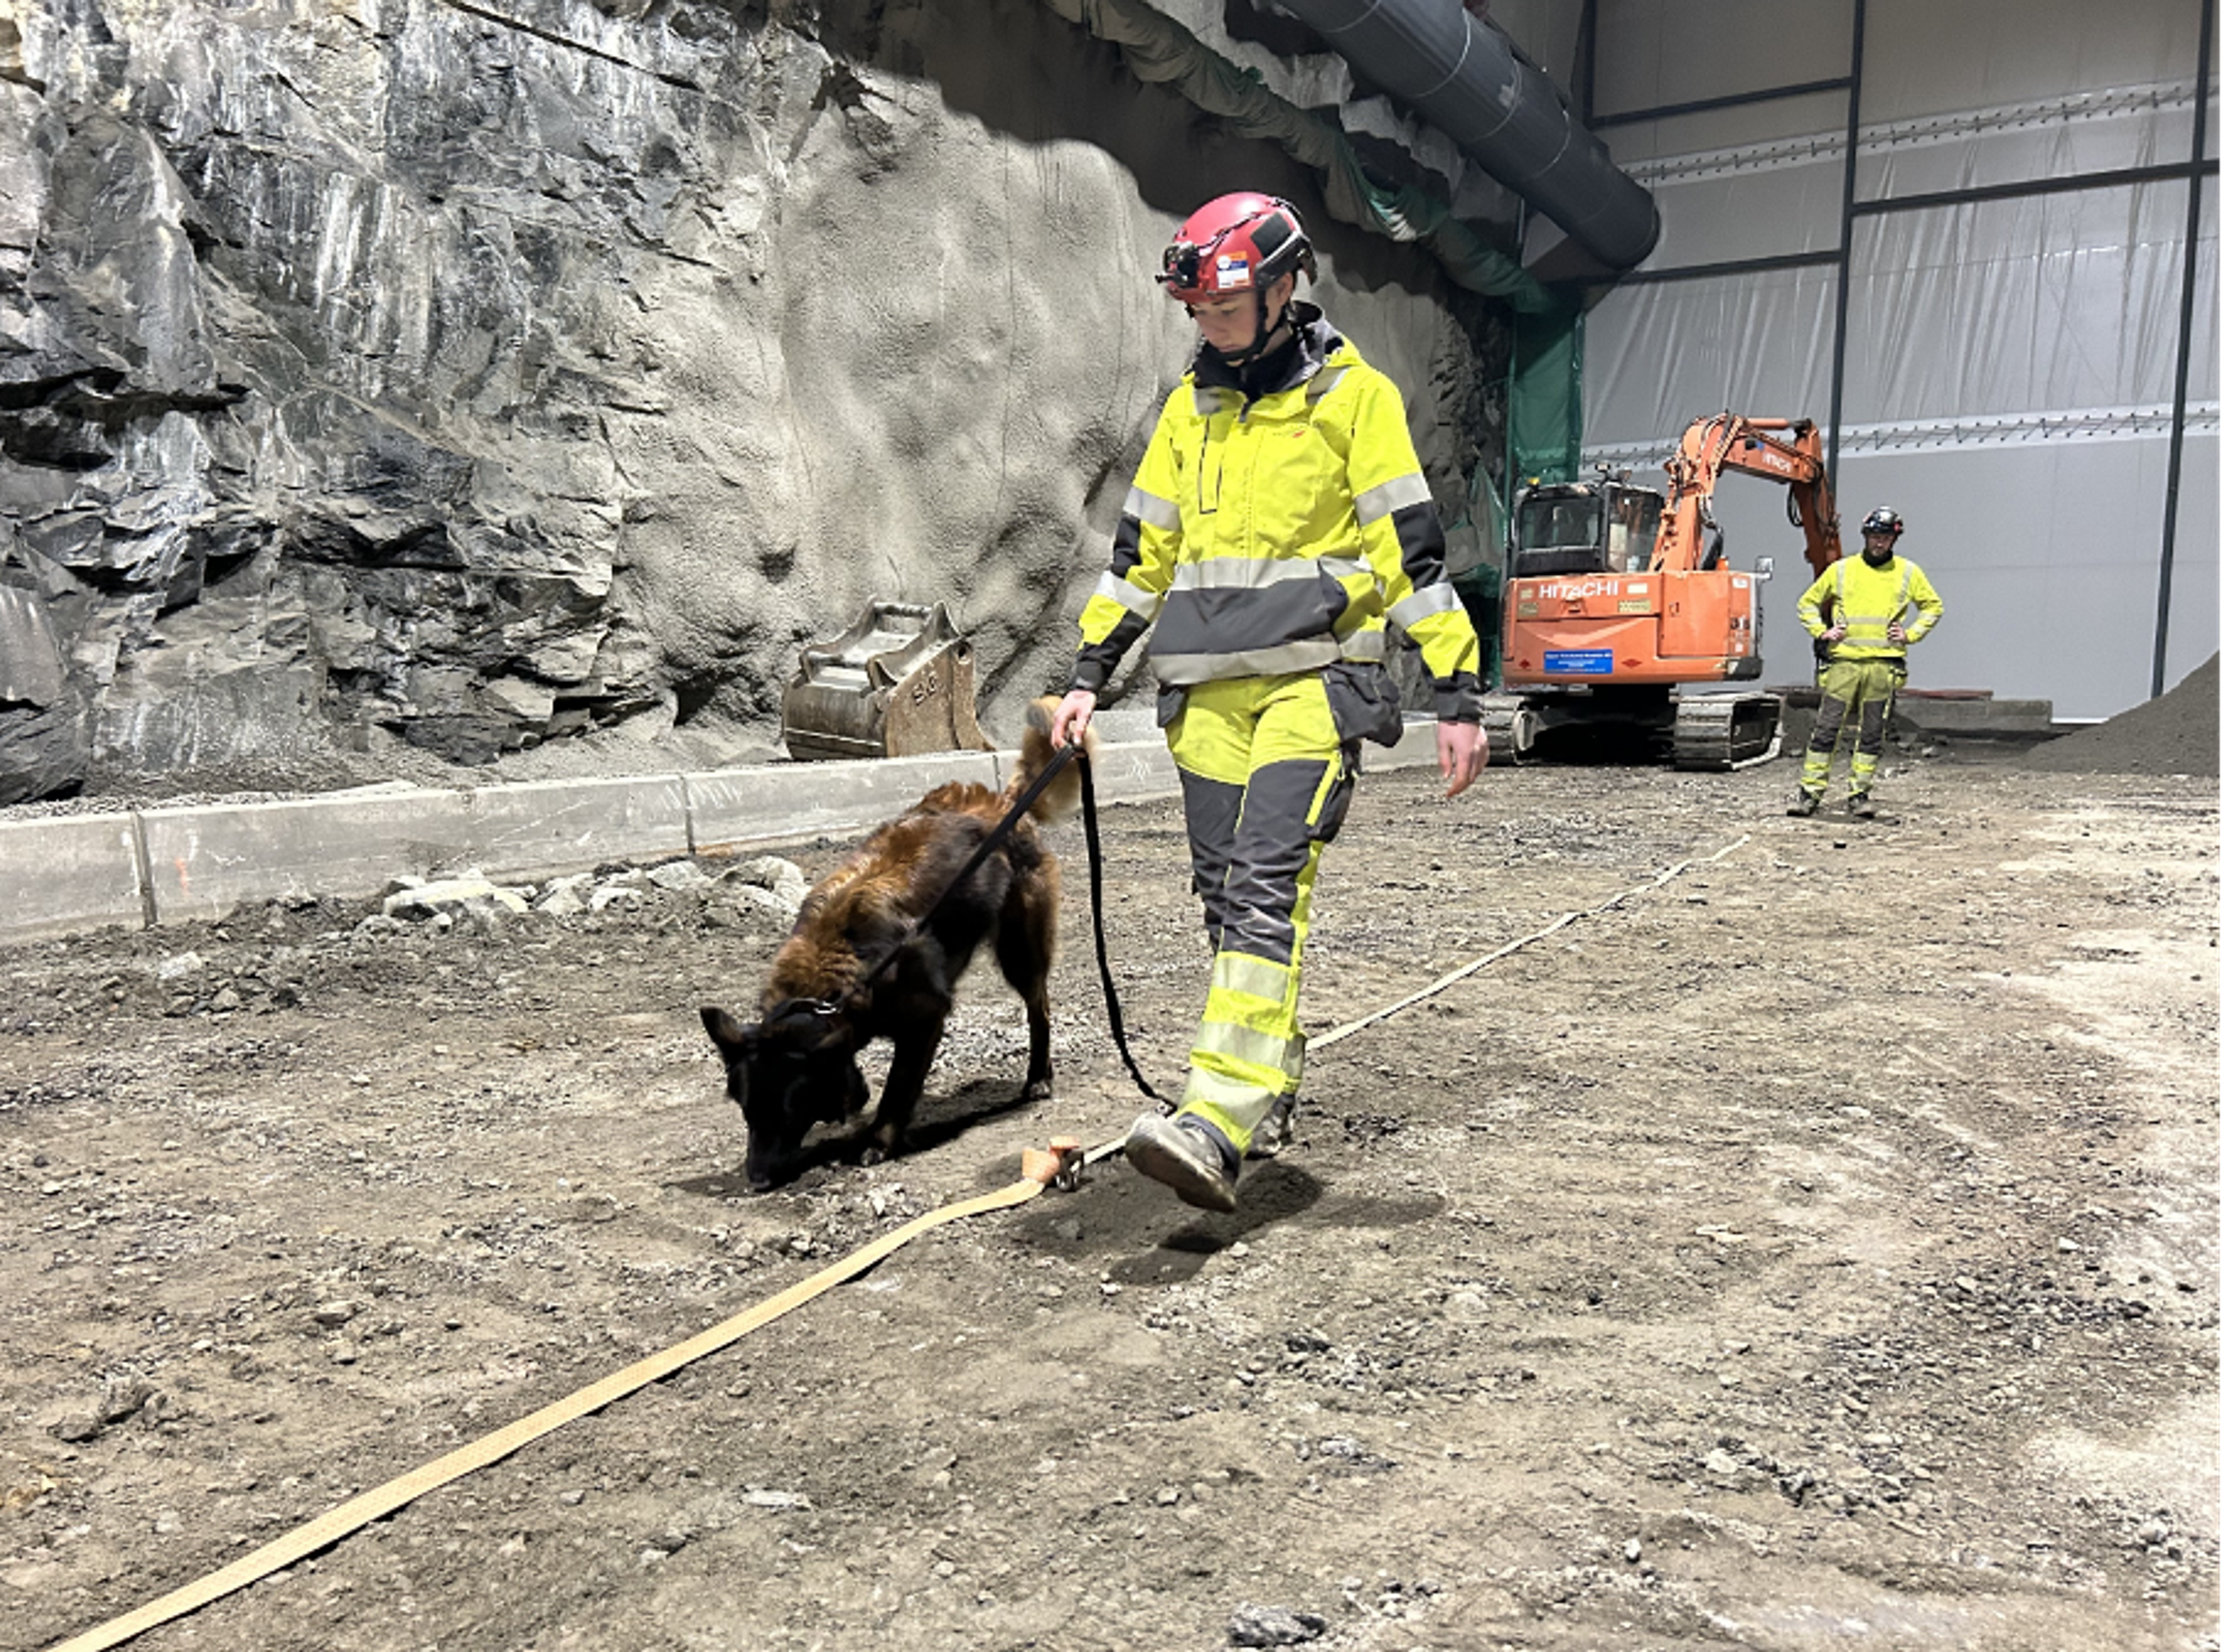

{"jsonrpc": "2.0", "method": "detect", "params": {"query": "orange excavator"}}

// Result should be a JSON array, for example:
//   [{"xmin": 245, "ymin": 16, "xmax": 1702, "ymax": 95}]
[{"xmin": 1482, "ymin": 413, "xmax": 1844, "ymax": 769}]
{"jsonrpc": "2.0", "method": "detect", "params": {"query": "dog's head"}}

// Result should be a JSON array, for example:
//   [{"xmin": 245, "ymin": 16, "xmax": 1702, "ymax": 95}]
[{"xmin": 700, "ymin": 1000, "xmax": 870, "ymax": 1191}]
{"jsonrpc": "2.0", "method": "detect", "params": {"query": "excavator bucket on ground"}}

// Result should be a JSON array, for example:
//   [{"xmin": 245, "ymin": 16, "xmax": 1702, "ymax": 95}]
[{"xmin": 779, "ymin": 600, "xmax": 992, "ymax": 762}]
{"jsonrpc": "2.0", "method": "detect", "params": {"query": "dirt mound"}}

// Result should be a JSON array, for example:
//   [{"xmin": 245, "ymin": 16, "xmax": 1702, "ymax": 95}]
[{"xmin": 2022, "ymin": 652, "xmax": 2219, "ymax": 775}]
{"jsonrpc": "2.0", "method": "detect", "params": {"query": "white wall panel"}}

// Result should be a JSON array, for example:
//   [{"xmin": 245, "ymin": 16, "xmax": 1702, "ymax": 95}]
[
  {"xmin": 1857, "ymin": 95, "xmax": 2203, "ymax": 202},
  {"xmin": 2187, "ymin": 220, "xmax": 2219, "ymax": 401},
  {"xmin": 1843, "ymin": 184, "xmax": 2199, "ymax": 424},
  {"xmin": 1594, "ymin": 0, "xmax": 1852, "ymax": 120},
  {"xmin": 1601, "ymin": 89, "xmax": 1848, "ymax": 166},
  {"xmin": 1635, "ymin": 157, "xmax": 1846, "ymax": 269},
  {"xmin": 1584, "ymin": 267, "xmax": 1838, "ymax": 451},
  {"xmin": 1576, "ymin": 0, "xmax": 2213, "ymax": 720},
  {"xmin": 1582, "ymin": 402, "xmax": 2216, "ymax": 719},
  {"xmin": 1742, "ymin": 440, "xmax": 2206, "ymax": 719},
  {"xmin": 1861, "ymin": 0, "xmax": 2208, "ymax": 124}
]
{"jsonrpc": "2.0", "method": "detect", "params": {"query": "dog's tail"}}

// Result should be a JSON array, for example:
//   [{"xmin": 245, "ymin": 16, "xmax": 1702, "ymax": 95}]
[{"xmin": 1007, "ymin": 696, "xmax": 1094, "ymax": 825}]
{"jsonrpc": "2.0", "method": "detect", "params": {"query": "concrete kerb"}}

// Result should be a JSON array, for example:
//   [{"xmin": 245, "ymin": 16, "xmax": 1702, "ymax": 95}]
[
  {"xmin": 140, "ymin": 788, "xmax": 476, "ymax": 928},
  {"xmin": 0, "ymin": 723, "xmax": 1454, "ymax": 950},
  {"xmin": 469, "ymin": 772, "xmax": 690, "ymax": 882},
  {"xmin": 687, "ymin": 751, "xmax": 1002, "ymax": 856},
  {"xmin": 0, "ymin": 812, "xmax": 151, "ymax": 944}
]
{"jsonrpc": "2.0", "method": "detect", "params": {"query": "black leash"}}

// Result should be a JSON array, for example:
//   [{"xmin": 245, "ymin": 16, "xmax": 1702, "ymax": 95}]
[
  {"xmin": 1075, "ymin": 748, "xmax": 1168, "ymax": 1107},
  {"xmin": 845, "ymin": 739, "xmax": 1084, "ymax": 1000},
  {"xmin": 829, "ymin": 739, "xmax": 1167, "ymax": 1107}
]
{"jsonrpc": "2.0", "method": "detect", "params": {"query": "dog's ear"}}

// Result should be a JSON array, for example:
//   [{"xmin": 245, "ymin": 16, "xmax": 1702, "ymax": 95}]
[{"xmin": 700, "ymin": 1005, "xmax": 756, "ymax": 1055}]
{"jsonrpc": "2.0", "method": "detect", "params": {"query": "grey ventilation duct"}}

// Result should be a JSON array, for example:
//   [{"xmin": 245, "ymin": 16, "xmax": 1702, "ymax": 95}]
[{"xmin": 1272, "ymin": 0, "xmax": 1661, "ymax": 273}]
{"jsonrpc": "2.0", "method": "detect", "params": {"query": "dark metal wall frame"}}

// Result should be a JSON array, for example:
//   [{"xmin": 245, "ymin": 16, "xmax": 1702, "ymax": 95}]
[
  {"xmin": 2154, "ymin": 0, "xmax": 2214, "ymax": 698},
  {"xmin": 1592, "ymin": 76, "xmax": 1852, "ymax": 130},
  {"xmin": 1618, "ymin": 249, "xmax": 1838, "ymax": 286},
  {"xmin": 1587, "ymin": 0, "xmax": 2217, "ymax": 700},
  {"xmin": 1824, "ymin": 0, "xmax": 1868, "ymax": 486}
]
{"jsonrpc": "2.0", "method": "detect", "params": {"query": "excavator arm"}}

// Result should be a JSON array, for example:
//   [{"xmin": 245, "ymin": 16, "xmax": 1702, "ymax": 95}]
[{"xmin": 1651, "ymin": 413, "xmax": 1843, "ymax": 580}]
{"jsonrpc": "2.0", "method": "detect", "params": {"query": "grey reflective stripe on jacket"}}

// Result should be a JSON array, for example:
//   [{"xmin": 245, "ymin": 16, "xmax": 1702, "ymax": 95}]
[
  {"xmin": 1152, "ymin": 639, "xmax": 1350, "ymax": 683},
  {"xmin": 1091, "ymin": 568, "xmax": 1164, "ymax": 621},
  {"xmin": 1353, "ymin": 472, "xmax": 1431, "ymax": 525},
  {"xmin": 1388, "ymin": 581, "xmax": 1462, "ymax": 631},
  {"xmin": 1125, "ymin": 485, "xmax": 1180, "ymax": 532},
  {"xmin": 1171, "ymin": 555, "xmax": 1370, "ymax": 591}
]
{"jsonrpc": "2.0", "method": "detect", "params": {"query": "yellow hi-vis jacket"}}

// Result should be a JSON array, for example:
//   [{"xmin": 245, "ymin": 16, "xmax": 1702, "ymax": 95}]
[
  {"xmin": 1069, "ymin": 309, "xmax": 1483, "ymax": 723},
  {"xmin": 1797, "ymin": 552, "xmax": 1944, "ymax": 660}
]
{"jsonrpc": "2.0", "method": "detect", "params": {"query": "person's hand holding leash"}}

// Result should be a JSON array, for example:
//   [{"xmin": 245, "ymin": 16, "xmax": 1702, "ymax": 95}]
[{"xmin": 1050, "ymin": 687, "xmax": 1096, "ymax": 749}]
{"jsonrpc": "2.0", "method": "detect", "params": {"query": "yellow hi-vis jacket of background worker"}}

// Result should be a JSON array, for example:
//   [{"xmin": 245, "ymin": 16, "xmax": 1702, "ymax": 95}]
[
  {"xmin": 1797, "ymin": 552, "xmax": 1944, "ymax": 660},
  {"xmin": 1070, "ymin": 309, "xmax": 1483, "ymax": 724}
]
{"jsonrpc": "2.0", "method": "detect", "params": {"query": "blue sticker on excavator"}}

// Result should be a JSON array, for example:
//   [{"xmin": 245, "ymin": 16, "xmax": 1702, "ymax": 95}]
[{"xmin": 1543, "ymin": 649, "xmax": 1614, "ymax": 675}]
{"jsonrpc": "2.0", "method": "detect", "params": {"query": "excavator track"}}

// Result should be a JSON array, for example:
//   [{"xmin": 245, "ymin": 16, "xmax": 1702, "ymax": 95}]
[
  {"xmin": 1672, "ymin": 692, "xmax": 1783, "ymax": 771},
  {"xmin": 1480, "ymin": 695, "xmax": 1540, "ymax": 766}
]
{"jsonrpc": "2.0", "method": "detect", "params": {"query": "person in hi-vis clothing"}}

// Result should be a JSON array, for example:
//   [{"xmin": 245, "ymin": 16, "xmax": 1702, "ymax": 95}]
[
  {"xmin": 1789, "ymin": 505, "xmax": 1944, "ymax": 819},
  {"xmin": 1049, "ymin": 191, "xmax": 1486, "ymax": 1213}
]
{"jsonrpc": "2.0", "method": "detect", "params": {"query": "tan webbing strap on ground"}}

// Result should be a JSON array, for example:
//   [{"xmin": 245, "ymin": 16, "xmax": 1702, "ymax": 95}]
[{"xmin": 47, "ymin": 1173, "xmax": 1053, "ymax": 1652}]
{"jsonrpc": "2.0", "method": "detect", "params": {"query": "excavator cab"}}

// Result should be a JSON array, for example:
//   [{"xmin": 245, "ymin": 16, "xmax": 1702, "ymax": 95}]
[{"xmin": 1510, "ymin": 475, "xmax": 1664, "ymax": 578}]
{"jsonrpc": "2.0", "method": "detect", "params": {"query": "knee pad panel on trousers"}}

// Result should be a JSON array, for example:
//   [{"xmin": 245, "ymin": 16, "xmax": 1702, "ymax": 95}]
[{"xmin": 1178, "ymin": 767, "xmax": 1244, "ymax": 934}]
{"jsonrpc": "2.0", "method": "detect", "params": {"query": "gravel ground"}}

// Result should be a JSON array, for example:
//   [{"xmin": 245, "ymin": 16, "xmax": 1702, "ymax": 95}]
[{"xmin": 1, "ymin": 739, "xmax": 2215, "ymax": 1652}]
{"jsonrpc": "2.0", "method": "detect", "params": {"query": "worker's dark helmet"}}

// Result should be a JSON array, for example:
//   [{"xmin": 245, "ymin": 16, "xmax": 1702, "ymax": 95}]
[
  {"xmin": 1861, "ymin": 506, "xmax": 1905, "ymax": 537},
  {"xmin": 1158, "ymin": 193, "xmax": 1316, "ymax": 304}
]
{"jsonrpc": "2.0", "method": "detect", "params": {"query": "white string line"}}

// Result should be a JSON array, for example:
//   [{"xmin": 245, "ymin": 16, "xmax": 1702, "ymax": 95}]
[{"xmin": 1309, "ymin": 833, "xmax": 1752, "ymax": 1053}]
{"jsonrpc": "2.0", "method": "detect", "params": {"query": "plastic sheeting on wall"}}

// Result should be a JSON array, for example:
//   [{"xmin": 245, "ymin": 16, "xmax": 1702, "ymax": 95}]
[
  {"xmin": 1634, "ymin": 153, "xmax": 1847, "ymax": 271},
  {"xmin": 1585, "ymin": 266, "xmax": 1840, "ymax": 451},
  {"xmin": 1855, "ymin": 0, "xmax": 2206, "ymax": 128},
  {"xmin": 1577, "ymin": 0, "xmax": 2217, "ymax": 718},
  {"xmin": 1594, "ymin": 0, "xmax": 1852, "ymax": 116},
  {"xmin": 1844, "ymin": 183, "xmax": 2211, "ymax": 425}
]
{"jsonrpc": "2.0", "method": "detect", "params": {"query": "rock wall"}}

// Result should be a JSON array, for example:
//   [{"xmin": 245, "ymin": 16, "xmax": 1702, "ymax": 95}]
[{"xmin": 0, "ymin": 0, "xmax": 1508, "ymax": 803}]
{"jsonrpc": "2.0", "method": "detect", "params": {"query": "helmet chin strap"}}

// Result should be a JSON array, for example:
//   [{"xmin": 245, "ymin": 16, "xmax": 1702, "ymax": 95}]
[{"xmin": 1216, "ymin": 288, "xmax": 1289, "ymax": 367}]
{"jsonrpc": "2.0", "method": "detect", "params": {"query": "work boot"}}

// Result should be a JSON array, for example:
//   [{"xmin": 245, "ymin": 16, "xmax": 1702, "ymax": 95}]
[
  {"xmin": 1849, "ymin": 792, "xmax": 1877, "ymax": 819},
  {"xmin": 1248, "ymin": 1094, "xmax": 1297, "ymax": 1161},
  {"xmin": 1125, "ymin": 1110, "xmax": 1239, "ymax": 1213},
  {"xmin": 1785, "ymin": 790, "xmax": 1820, "ymax": 818}
]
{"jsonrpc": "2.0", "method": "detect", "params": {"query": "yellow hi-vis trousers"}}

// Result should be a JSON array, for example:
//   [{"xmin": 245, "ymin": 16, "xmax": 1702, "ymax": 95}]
[
  {"xmin": 1163, "ymin": 672, "xmax": 1356, "ymax": 1152},
  {"xmin": 1800, "ymin": 655, "xmax": 1905, "ymax": 798}
]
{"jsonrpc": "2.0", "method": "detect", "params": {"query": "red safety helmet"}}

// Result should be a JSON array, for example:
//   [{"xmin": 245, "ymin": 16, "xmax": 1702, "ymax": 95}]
[{"xmin": 1158, "ymin": 192, "xmax": 1316, "ymax": 304}]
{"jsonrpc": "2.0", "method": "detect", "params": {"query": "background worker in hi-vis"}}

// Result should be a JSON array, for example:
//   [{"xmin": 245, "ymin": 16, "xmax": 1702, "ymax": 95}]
[
  {"xmin": 1789, "ymin": 505, "xmax": 1945, "ymax": 820},
  {"xmin": 1049, "ymin": 191, "xmax": 1487, "ymax": 1213}
]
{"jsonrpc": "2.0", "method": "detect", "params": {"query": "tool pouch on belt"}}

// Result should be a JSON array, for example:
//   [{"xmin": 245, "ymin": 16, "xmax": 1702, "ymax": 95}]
[
  {"xmin": 1322, "ymin": 659, "xmax": 1404, "ymax": 748},
  {"xmin": 1811, "ymin": 587, "xmax": 1837, "ymax": 668}
]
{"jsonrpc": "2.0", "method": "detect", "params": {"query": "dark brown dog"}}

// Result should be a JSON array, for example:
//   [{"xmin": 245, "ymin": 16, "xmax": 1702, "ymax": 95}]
[{"xmin": 701, "ymin": 699, "xmax": 1090, "ymax": 1191}]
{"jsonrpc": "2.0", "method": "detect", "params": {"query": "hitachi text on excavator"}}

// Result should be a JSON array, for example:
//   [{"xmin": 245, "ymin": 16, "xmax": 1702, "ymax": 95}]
[{"xmin": 1482, "ymin": 413, "xmax": 1844, "ymax": 769}]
